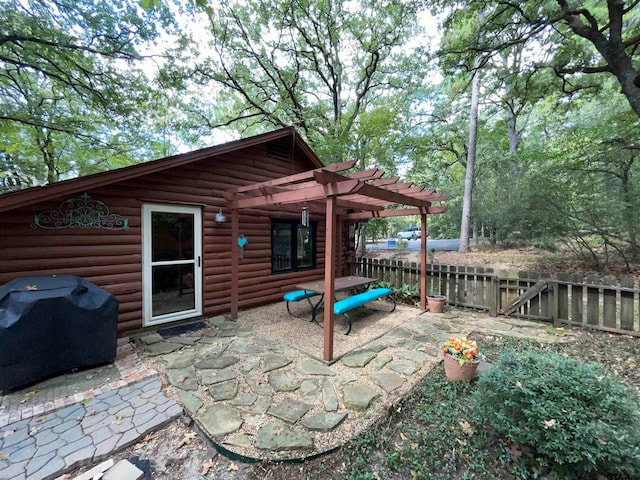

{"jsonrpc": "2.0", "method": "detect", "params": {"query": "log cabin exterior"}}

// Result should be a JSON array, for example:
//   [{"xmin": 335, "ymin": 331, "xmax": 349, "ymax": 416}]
[{"xmin": 0, "ymin": 128, "xmax": 339, "ymax": 335}]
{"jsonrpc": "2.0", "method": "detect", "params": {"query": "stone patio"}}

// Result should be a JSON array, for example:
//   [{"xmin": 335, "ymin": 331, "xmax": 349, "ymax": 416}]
[{"xmin": 135, "ymin": 307, "xmax": 573, "ymax": 461}]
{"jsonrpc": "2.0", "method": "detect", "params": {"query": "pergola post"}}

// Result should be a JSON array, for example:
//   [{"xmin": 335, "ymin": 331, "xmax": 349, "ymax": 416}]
[
  {"xmin": 323, "ymin": 196, "xmax": 337, "ymax": 361},
  {"xmin": 230, "ymin": 208, "xmax": 239, "ymax": 319},
  {"xmin": 420, "ymin": 212, "xmax": 428, "ymax": 311},
  {"xmin": 336, "ymin": 215, "xmax": 344, "ymax": 276}
]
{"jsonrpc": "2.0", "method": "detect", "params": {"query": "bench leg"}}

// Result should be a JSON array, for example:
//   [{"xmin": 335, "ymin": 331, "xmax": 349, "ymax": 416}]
[
  {"xmin": 389, "ymin": 296, "xmax": 397, "ymax": 312},
  {"xmin": 342, "ymin": 313, "xmax": 352, "ymax": 335},
  {"xmin": 308, "ymin": 294, "xmax": 324, "ymax": 323}
]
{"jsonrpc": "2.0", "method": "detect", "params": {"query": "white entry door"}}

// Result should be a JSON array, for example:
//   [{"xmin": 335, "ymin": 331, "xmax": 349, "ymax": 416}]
[{"xmin": 143, "ymin": 204, "xmax": 202, "ymax": 326}]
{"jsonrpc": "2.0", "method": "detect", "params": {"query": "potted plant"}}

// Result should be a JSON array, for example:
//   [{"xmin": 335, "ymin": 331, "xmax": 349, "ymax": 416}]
[
  {"xmin": 426, "ymin": 294, "xmax": 446, "ymax": 313},
  {"xmin": 441, "ymin": 337, "xmax": 483, "ymax": 381}
]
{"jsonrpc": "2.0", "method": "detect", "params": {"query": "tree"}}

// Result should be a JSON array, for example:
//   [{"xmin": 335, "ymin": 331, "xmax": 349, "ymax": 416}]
[
  {"xmin": 184, "ymin": 0, "xmax": 427, "ymax": 165},
  {"xmin": 459, "ymin": 69, "xmax": 480, "ymax": 252},
  {"xmin": 0, "ymin": 0, "xmax": 179, "ymax": 188},
  {"xmin": 434, "ymin": 0, "xmax": 640, "ymax": 118}
]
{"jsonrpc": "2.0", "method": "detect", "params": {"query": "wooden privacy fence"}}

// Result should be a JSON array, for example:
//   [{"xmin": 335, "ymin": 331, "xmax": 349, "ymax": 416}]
[{"xmin": 348, "ymin": 258, "xmax": 640, "ymax": 335}]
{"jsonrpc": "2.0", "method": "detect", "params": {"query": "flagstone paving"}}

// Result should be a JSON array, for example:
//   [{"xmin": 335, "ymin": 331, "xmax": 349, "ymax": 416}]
[
  {"xmin": 133, "ymin": 310, "xmax": 574, "ymax": 461},
  {"xmin": 0, "ymin": 307, "xmax": 575, "ymax": 478}
]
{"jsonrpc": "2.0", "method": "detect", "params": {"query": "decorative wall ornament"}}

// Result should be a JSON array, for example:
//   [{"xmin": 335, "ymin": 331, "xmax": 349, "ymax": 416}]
[
  {"xmin": 238, "ymin": 234, "xmax": 247, "ymax": 259},
  {"xmin": 32, "ymin": 193, "xmax": 129, "ymax": 230}
]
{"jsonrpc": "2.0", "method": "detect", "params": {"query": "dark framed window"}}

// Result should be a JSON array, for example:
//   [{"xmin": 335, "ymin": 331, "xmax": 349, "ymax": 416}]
[{"xmin": 271, "ymin": 219, "xmax": 316, "ymax": 273}]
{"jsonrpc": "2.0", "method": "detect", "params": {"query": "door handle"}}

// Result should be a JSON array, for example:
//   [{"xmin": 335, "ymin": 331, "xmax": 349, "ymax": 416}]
[{"xmin": 198, "ymin": 256, "xmax": 201, "ymax": 267}]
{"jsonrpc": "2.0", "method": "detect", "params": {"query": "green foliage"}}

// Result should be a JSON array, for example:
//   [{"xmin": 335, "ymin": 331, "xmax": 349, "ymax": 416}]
[
  {"xmin": 344, "ymin": 362, "xmax": 507, "ymax": 479},
  {"xmin": 192, "ymin": 0, "xmax": 430, "ymax": 165},
  {"xmin": 395, "ymin": 239, "xmax": 409, "ymax": 255},
  {"xmin": 434, "ymin": 0, "xmax": 640, "ymax": 117},
  {"xmin": 474, "ymin": 350, "xmax": 640, "ymax": 479},
  {"xmin": 0, "ymin": 0, "xmax": 186, "ymax": 188},
  {"xmin": 373, "ymin": 281, "xmax": 418, "ymax": 302}
]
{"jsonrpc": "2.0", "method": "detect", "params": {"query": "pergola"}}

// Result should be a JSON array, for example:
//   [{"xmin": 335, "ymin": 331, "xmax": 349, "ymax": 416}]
[{"xmin": 225, "ymin": 160, "xmax": 448, "ymax": 361}]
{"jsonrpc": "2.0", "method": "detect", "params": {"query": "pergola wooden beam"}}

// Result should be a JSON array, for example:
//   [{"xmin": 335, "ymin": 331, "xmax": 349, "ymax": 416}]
[
  {"xmin": 226, "ymin": 159, "xmax": 357, "ymax": 196},
  {"xmin": 370, "ymin": 177, "xmax": 400, "ymax": 186},
  {"xmin": 336, "ymin": 198, "xmax": 385, "ymax": 211},
  {"xmin": 348, "ymin": 168, "xmax": 385, "ymax": 181},
  {"xmin": 342, "ymin": 206, "xmax": 448, "ymax": 221},
  {"xmin": 380, "ymin": 182, "xmax": 414, "ymax": 192},
  {"xmin": 231, "ymin": 179, "xmax": 363, "ymax": 209},
  {"xmin": 352, "ymin": 183, "xmax": 432, "ymax": 208}
]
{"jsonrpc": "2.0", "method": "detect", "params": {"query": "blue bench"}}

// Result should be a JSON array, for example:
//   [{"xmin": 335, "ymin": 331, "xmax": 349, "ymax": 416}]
[
  {"xmin": 333, "ymin": 287, "xmax": 396, "ymax": 335},
  {"xmin": 283, "ymin": 290, "xmax": 321, "ymax": 317}
]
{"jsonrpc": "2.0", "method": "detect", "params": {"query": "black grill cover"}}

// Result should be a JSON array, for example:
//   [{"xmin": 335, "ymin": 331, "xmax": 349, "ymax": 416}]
[{"xmin": 0, "ymin": 275, "xmax": 118, "ymax": 391}]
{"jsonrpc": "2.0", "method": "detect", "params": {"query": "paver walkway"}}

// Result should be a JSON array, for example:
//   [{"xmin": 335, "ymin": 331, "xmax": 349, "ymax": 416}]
[
  {"xmin": 0, "ymin": 308, "xmax": 572, "ymax": 478},
  {"xmin": 0, "ymin": 342, "xmax": 182, "ymax": 480}
]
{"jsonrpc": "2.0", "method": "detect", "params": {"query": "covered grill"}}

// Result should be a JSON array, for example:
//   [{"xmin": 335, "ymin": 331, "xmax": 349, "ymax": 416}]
[{"xmin": 0, "ymin": 275, "xmax": 118, "ymax": 391}]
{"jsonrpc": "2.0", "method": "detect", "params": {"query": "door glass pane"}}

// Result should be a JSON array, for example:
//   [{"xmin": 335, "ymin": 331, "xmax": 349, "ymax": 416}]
[
  {"xmin": 152, "ymin": 264, "xmax": 195, "ymax": 316},
  {"xmin": 152, "ymin": 212, "xmax": 194, "ymax": 262},
  {"xmin": 272, "ymin": 222, "xmax": 292, "ymax": 270},
  {"xmin": 297, "ymin": 225, "xmax": 313, "ymax": 268}
]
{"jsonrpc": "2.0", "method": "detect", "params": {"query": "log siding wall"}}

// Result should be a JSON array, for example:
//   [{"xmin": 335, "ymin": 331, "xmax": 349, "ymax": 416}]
[{"xmin": 0, "ymin": 145, "xmax": 331, "ymax": 335}]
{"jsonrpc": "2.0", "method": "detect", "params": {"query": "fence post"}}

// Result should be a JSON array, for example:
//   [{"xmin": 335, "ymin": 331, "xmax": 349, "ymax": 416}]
[
  {"xmin": 557, "ymin": 273, "xmax": 569, "ymax": 326},
  {"xmin": 620, "ymin": 276, "xmax": 635, "ymax": 331},
  {"xmin": 489, "ymin": 272, "xmax": 499, "ymax": 317},
  {"xmin": 549, "ymin": 278, "xmax": 560, "ymax": 327},
  {"xmin": 571, "ymin": 273, "xmax": 583, "ymax": 325},
  {"xmin": 602, "ymin": 275, "xmax": 617, "ymax": 329}
]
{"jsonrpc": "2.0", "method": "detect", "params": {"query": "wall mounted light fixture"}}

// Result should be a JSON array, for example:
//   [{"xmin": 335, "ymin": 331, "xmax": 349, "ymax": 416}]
[{"xmin": 215, "ymin": 208, "xmax": 227, "ymax": 224}]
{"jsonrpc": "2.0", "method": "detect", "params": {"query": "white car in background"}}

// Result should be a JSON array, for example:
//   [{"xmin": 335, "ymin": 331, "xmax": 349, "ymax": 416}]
[{"xmin": 397, "ymin": 227, "xmax": 422, "ymax": 240}]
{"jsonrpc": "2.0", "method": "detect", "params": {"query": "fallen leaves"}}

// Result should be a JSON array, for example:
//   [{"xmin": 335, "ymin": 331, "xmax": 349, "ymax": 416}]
[
  {"xmin": 227, "ymin": 462, "xmax": 239, "ymax": 471},
  {"xmin": 274, "ymin": 426, "xmax": 284, "ymax": 437},
  {"xmin": 28, "ymin": 426, "xmax": 38, "ymax": 436},
  {"xmin": 543, "ymin": 419, "xmax": 557, "ymax": 429},
  {"xmin": 459, "ymin": 419, "xmax": 474, "ymax": 435},
  {"xmin": 508, "ymin": 444, "xmax": 523, "ymax": 460},
  {"xmin": 201, "ymin": 458, "xmax": 215, "ymax": 475},
  {"xmin": 19, "ymin": 390, "xmax": 39, "ymax": 404},
  {"xmin": 0, "ymin": 454, "xmax": 10, "ymax": 461},
  {"xmin": 112, "ymin": 416, "xmax": 122, "ymax": 426},
  {"xmin": 176, "ymin": 431, "xmax": 197, "ymax": 449}
]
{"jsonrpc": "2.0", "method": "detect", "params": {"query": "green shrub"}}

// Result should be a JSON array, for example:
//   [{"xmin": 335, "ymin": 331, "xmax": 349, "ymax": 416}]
[{"xmin": 473, "ymin": 350, "xmax": 640, "ymax": 479}]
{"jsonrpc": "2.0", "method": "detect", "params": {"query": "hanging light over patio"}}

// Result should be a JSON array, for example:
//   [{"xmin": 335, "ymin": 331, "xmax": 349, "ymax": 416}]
[{"xmin": 301, "ymin": 204, "xmax": 309, "ymax": 228}]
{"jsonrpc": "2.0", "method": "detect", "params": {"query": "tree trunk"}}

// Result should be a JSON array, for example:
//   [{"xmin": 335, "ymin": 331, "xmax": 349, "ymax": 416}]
[{"xmin": 459, "ymin": 70, "xmax": 481, "ymax": 253}]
